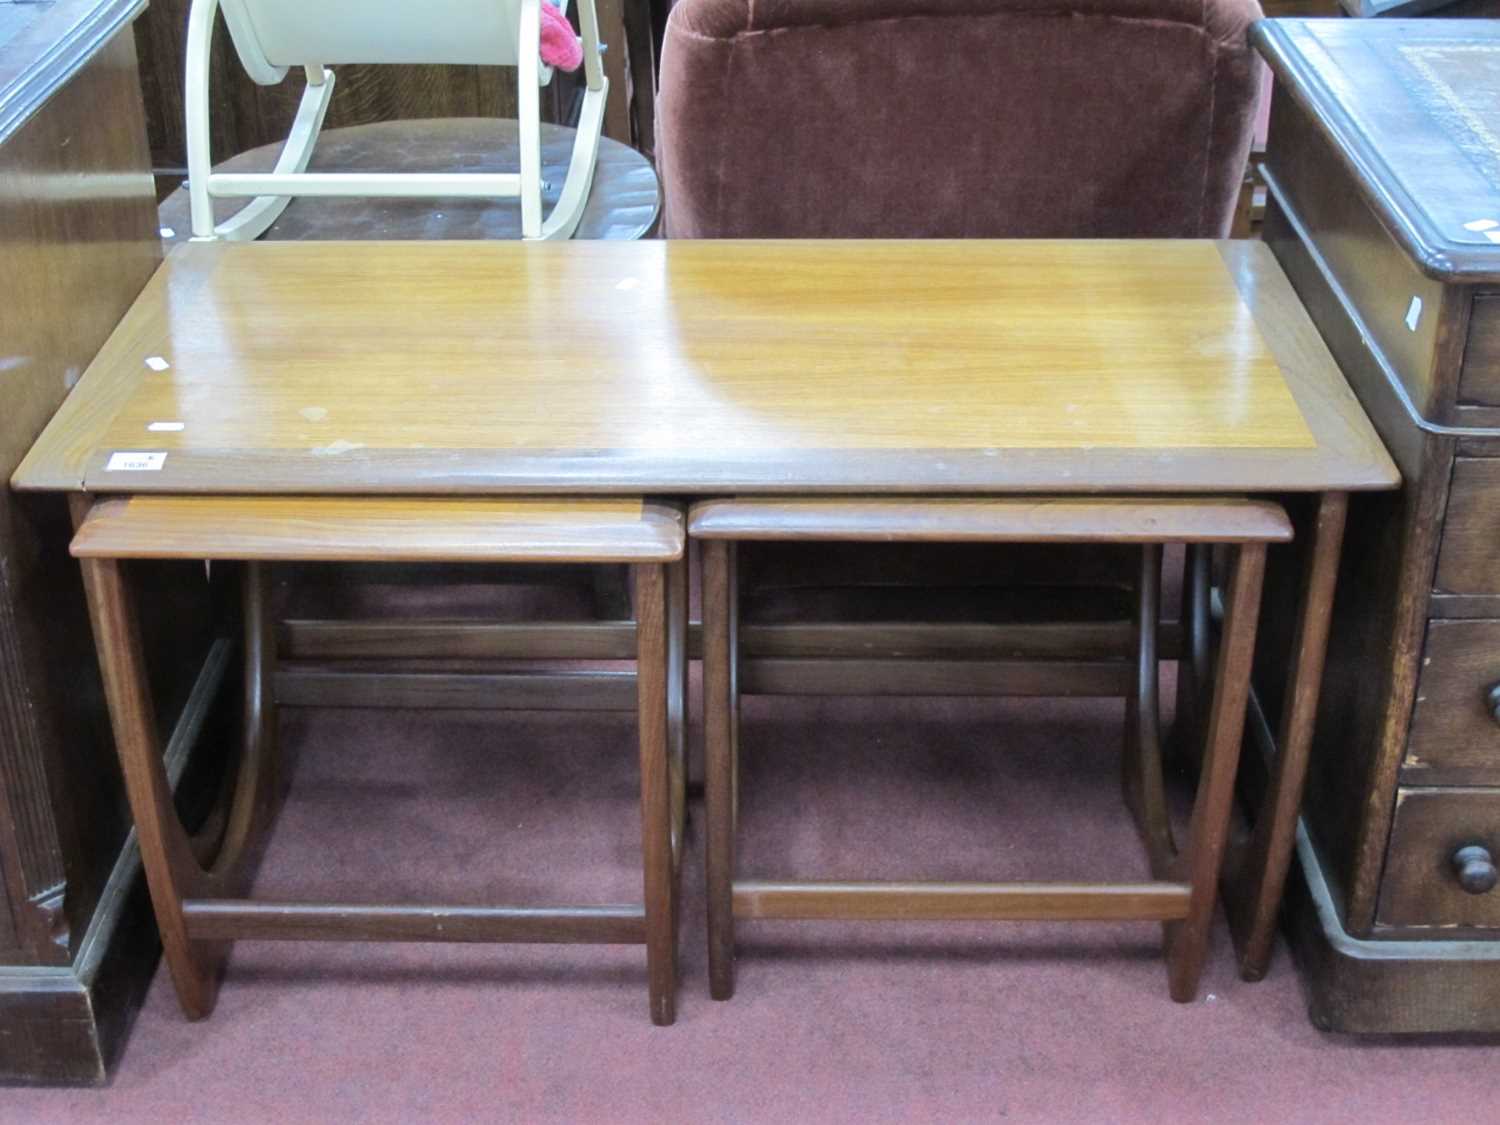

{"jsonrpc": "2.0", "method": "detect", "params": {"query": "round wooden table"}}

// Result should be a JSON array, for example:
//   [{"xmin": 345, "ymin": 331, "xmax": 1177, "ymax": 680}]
[{"xmin": 158, "ymin": 118, "xmax": 660, "ymax": 243}]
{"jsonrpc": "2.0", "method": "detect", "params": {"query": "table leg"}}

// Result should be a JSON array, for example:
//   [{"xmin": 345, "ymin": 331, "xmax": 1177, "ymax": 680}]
[
  {"xmin": 1231, "ymin": 491, "xmax": 1348, "ymax": 980},
  {"xmin": 1170, "ymin": 543, "xmax": 1212, "ymax": 767},
  {"xmin": 667, "ymin": 556, "xmax": 688, "ymax": 927},
  {"xmin": 635, "ymin": 562, "xmax": 676, "ymax": 1026},
  {"xmin": 79, "ymin": 555, "xmax": 224, "ymax": 1019},
  {"xmin": 1123, "ymin": 544, "xmax": 1174, "ymax": 873},
  {"xmin": 703, "ymin": 540, "xmax": 738, "ymax": 1000},
  {"xmin": 206, "ymin": 562, "xmax": 282, "ymax": 888},
  {"xmin": 1166, "ymin": 542, "xmax": 1266, "ymax": 1002}
]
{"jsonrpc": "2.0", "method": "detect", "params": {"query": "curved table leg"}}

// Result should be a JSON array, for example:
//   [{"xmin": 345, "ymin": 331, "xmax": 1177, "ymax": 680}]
[
  {"xmin": 206, "ymin": 562, "xmax": 282, "ymax": 887},
  {"xmin": 80, "ymin": 556, "xmax": 223, "ymax": 1018},
  {"xmin": 1123, "ymin": 544, "xmax": 1175, "ymax": 874},
  {"xmin": 1169, "ymin": 543, "xmax": 1212, "ymax": 768},
  {"xmin": 80, "ymin": 556, "xmax": 287, "ymax": 1019}
]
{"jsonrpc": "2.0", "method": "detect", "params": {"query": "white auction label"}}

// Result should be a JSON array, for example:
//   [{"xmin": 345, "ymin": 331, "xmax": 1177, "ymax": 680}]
[
  {"xmin": 105, "ymin": 451, "xmax": 168, "ymax": 472},
  {"xmin": 1405, "ymin": 296, "xmax": 1423, "ymax": 332}
]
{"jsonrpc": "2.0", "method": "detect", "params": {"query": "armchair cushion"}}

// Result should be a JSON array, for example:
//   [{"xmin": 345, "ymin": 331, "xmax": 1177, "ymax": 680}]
[{"xmin": 656, "ymin": 0, "xmax": 1264, "ymax": 238}]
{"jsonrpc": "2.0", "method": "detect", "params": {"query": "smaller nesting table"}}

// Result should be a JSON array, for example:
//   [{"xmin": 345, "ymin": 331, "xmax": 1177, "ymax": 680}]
[
  {"xmin": 691, "ymin": 498, "xmax": 1293, "ymax": 1001},
  {"xmin": 69, "ymin": 495, "xmax": 687, "ymax": 1025}
]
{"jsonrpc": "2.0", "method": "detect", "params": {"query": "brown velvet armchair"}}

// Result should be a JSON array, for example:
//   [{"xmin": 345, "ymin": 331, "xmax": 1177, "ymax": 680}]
[
  {"xmin": 656, "ymin": 0, "xmax": 1264, "ymax": 239},
  {"xmin": 653, "ymin": 0, "xmax": 1268, "ymax": 725}
]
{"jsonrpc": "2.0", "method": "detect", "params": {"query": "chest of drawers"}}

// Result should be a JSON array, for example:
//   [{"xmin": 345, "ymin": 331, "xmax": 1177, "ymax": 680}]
[{"xmin": 1255, "ymin": 17, "xmax": 1500, "ymax": 1032}]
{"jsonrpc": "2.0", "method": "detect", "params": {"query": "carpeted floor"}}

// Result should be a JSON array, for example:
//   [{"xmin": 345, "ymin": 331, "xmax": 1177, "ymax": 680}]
[{"xmin": 5, "ymin": 690, "xmax": 1497, "ymax": 1124}]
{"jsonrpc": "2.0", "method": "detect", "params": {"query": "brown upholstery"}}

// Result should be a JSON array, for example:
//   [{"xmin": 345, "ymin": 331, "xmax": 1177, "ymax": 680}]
[{"xmin": 656, "ymin": 0, "xmax": 1264, "ymax": 238}]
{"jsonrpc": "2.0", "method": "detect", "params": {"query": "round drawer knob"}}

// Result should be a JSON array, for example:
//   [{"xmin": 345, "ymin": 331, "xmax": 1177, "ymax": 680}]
[
  {"xmin": 1451, "ymin": 845, "xmax": 1499, "ymax": 895},
  {"xmin": 1487, "ymin": 684, "xmax": 1500, "ymax": 725}
]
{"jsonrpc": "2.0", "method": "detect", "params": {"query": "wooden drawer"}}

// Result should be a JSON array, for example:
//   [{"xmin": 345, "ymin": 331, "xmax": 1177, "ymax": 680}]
[
  {"xmin": 1407, "ymin": 619, "xmax": 1500, "ymax": 782},
  {"xmin": 1435, "ymin": 459, "xmax": 1500, "ymax": 595},
  {"xmin": 1459, "ymin": 297, "xmax": 1500, "ymax": 408},
  {"xmin": 1377, "ymin": 788, "xmax": 1500, "ymax": 931}
]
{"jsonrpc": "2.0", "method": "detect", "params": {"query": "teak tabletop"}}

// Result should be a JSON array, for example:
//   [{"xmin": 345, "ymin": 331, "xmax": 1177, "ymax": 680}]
[{"xmin": 13, "ymin": 239, "xmax": 1398, "ymax": 496}]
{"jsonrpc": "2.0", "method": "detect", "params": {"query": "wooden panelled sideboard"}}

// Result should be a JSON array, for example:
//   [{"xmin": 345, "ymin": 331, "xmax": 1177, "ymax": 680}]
[
  {"xmin": 0, "ymin": 0, "xmax": 218, "ymax": 1082},
  {"xmin": 1255, "ymin": 17, "xmax": 1500, "ymax": 1032}
]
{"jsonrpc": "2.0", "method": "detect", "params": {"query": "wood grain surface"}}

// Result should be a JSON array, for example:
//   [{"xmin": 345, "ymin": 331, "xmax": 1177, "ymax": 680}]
[
  {"xmin": 1434, "ymin": 458, "xmax": 1500, "ymax": 596},
  {"xmin": 13, "ymin": 239, "xmax": 1399, "ymax": 496},
  {"xmin": 732, "ymin": 880, "xmax": 1193, "ymax": 923},
  {"xmin": 688, "ymin": 497, "xmax": 1293, "ymax": 543},
  {"xmin": 1375, "ymin": 788, "xmax": 1500, "ymax": 932},
  {"xmin": 70, "ymin": 496, "xmax": 684, "ymax": 562}
]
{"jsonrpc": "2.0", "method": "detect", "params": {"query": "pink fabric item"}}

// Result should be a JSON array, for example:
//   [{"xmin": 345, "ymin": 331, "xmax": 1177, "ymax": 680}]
[{"xmin": 539, "ymin": 2, "xmax": 583, "ymax": 71}]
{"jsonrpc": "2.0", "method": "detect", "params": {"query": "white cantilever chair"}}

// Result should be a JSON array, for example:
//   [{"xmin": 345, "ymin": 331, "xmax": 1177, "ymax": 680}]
[{"xmin": 185, "ymin": 0, "xmax": 608, "ymax": 241}]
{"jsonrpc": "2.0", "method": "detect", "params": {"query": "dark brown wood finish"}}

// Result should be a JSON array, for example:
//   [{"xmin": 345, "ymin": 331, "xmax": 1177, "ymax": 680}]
[
  {"xmin": 1403, "ymin": 619, "xmax": 1500, "ymax": 784},
  {"xmin": 738, "ymin": 658, "xmax": 1131, "ymax": 698},
  {"xmin": 274, "ymin": 669, "xmax": 640, "ymax": 711},
  {"xmin": 697, "ymin": 496, "xmax": 1344, "ymax": 996},
  {"xmin": 733, "ymin": 882, "xmax": 1192, "ymax": 922},
  {"xmin": 1459, "ymin": 299, "xmax": 1500, "ymax": 407},
  {"xmin": 78, "ymin": 554, "xmax": 226, "ymax": 1018},
  {"xmin": 1434, "ymin": 459, "xmax": 1500, "ymax": 594},
  {"xmin": 0, "ymin": 4, "xmax": 233, "ymax": 1082},
  {"xmin": 180, "ymin": 901, "xmax": 648, "ymax": 943},
  {"xmin": 1165, "ymin": 542, "xmax": 1264, "ymax": 1001},
  {"xmin": 1259, "ymin": 190, "xmax": 1455, "ymax": 936},
  {"xmin": 1224, "ymin": 491, "xmax": 1347, "ymax": 978},
  {"xmin": 702, "ymin": 539, "xmax": 737, "ymax": 1002},
  {"xmin": 277, "ymin": 619, "xmax": 1183, "ymax": 664},
  {"xmin": 1123, "ymin": 545, "xmax": 1173, "ymax": 872},
  {"xmin": 0, "ymin": 19, "xmax": 159, "ymax": 965},
  {"xmin": 72, "ymin": 495, "xmax": 685, "ymax": 1026},
  {"xmin": 697, "ymin": 499, "xmax": 1277, "ymax": 1003},
  {"xmin": 1258, "ymin": 87, "xmax": 1451, "ymax": 420},
  {"xmin": 1253, "ymin": 18, "xmax": 1500, "ymax": 1031},
  {"xmin": 0, "ymin": 0, "xmax": 142, "ymax": 137},
  {"xmin": 1171, "ymin": 543, "xmax": 1212, "ymax": 765},
  {"xmin": 1375, "ymin": 789, "xmax": 1500, "ymax": 931},
  {"xmin": 634, "ymin": 562, "xmax": 677, "ymax": 1026}
]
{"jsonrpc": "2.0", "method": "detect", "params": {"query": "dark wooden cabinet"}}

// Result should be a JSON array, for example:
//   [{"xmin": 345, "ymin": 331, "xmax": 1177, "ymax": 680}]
[
  {"xmin": 1255, "ymin": 17, "xmax": 1500, "ymax": 1032},
  {"xmin": 0, "ymin": 0, "xmax": 218, "ymax": 1082}
]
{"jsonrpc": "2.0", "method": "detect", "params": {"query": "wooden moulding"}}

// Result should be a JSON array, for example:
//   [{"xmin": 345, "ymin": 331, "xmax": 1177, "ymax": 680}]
[
  {"xmin": 70, "ymin": 496, "xmax": 685, "ymax": 564},
  {"xmin": 279, "ymin": 619, "xmax": 1183, "ymax": 662},
  {"xmin": 732, "ymin": 881, "xmax": 1192, "ymax": 923},
  {"xmin": 274, "ymin": 669, "xmax": 639, "ymax": 711},
  {"xmin": 688, "ymin": 498, "xmax": 1294, "ymax": 544},
  {"xmin": 181, "ymin": 901, "xmax": 646, "ymax": 944},
  {"xmin": 739, "ymin": 657, "xmax": 1129, "ymax": 697}
]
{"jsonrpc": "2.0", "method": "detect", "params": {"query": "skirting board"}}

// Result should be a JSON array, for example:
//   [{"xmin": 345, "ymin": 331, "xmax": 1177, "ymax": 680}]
[
  {"xmin": 1288, "ymin": 820, "xmax": 1500, "ymax": 1035},
  {"xmin": 0, "ymin": 640, "xmax": 230, "ymax": 1084}
]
